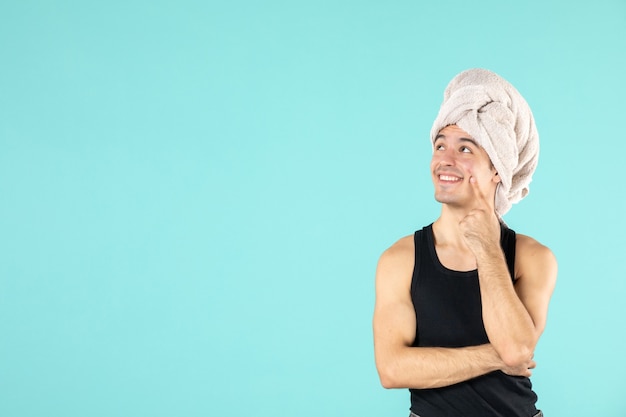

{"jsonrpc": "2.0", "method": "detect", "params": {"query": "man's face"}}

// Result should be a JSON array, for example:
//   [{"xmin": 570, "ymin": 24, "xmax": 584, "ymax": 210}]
[{"xmin": 430, "ymin": 125, "xmax": 500, "ymax": 208}]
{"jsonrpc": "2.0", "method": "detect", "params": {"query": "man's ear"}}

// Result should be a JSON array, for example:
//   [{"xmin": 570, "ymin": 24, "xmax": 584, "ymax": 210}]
[{"xmin": 492, "ymin": 170, "xmax": 501, "ymax": 184}]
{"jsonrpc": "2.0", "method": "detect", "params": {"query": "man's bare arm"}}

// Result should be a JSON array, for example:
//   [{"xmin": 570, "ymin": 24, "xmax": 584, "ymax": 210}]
[
  {"xmin": 473, "ymin": 240, "xmax": 556, "ymax": 367},
  {"xmin": 372, "ymin": 236, "xmax": 532, "ymax": 389},
  {"xmin": 460, "ymin": 178, "xmax": 558, "ymax": 368}
]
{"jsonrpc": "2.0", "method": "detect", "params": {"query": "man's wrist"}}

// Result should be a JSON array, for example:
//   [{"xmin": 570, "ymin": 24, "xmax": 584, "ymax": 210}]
[
  {"xmin": 471, "ymin": 344, "xmax": 504, "ymax": 373},
  {"xmin": 475, "ymin": 243, "xmax": 506, "ymax": 267}
]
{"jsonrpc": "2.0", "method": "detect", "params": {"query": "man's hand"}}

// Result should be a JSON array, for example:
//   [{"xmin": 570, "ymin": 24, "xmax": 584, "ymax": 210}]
[{"xmin": 459, "ymin": 176, "xmax": 501, "ymax": 256}]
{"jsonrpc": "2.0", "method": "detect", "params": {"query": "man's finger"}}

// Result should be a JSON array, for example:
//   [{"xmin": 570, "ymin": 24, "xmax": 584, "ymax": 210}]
[{"xmin": 468, "ymin": 176, "xmax": 490, "ymax": 207}]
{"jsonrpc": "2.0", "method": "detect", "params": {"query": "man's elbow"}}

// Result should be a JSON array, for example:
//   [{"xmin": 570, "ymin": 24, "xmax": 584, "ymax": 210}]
[
  {"xmin": 379, "ymin": 373, "xmax": 399, "ymax": 389},
  {"xmin": 499, "ymin": 344, "xmax": 533, "ymax": 369},
  {"xmin": 376, "ymin": 363, "xmax": 404, "ymax": 389}
]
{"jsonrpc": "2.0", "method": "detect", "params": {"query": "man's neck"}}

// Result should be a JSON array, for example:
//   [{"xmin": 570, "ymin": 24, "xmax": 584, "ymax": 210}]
[
  {"xmin": 434, "ymin": 205, "xmax": 469, "ymax": 238},
  {"xmin": 432, "ymin": 204, "xmax": 498, "ymax": 249}
]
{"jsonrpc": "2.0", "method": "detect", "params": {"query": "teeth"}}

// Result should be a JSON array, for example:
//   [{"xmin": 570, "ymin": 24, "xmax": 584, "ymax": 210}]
[{"xmin": 440, "ymin": 175, "xmax": 461, "ymax": 181}]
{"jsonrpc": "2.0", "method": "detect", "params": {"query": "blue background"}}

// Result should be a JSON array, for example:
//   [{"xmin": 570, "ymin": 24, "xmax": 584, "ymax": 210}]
[{"xmin": 1, "ymin": 1, "xmax": 625, "ymax": 416}]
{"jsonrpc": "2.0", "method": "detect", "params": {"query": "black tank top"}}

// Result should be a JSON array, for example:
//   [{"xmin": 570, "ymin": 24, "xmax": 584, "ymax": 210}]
[{"xmin": 409, "ymin": 224, "xmax": 538, "ymax": 417}]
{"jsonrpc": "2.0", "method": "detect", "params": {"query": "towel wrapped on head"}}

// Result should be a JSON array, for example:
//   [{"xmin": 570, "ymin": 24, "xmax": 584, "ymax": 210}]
[{"xmin": 430, "ymin": 68, "xmax": 539, "ymax": 216}]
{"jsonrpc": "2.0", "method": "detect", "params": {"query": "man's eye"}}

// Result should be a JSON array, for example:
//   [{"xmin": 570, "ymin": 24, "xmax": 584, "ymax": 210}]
[
  {"xmin": 460, "ymin": 146, "xmax": 471, "ymax": 153},
  {"xmin": 436, "ymin": 144, "xmax": 445, "ymax": 150}
]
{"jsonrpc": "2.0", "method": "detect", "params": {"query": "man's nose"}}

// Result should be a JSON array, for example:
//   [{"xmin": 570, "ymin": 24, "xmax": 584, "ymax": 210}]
[{"xmin": 436, "ymin": 149, "xmax": 456, "ymax": 166}]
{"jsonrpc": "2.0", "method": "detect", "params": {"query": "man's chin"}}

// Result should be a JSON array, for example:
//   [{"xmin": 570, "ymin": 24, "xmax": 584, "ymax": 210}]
[{"xmin": 434, "ymin": 194, "xmax": 468, "ymax": 207}]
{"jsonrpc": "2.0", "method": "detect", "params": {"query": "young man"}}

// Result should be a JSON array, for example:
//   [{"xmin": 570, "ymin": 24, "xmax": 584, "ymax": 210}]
[{"xmin": 373, "ymin": 69, "xmax": 557, "ymax": 417}]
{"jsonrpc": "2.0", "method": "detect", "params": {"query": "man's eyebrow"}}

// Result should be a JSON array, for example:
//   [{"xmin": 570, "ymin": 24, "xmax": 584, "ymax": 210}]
[
  {"xmin": 459, "ymin": 137, "xmax": 479, "ymax": 147},
  {"xmin": 433, "ymin": 135, "xmax": 479, "ymax": 147}
]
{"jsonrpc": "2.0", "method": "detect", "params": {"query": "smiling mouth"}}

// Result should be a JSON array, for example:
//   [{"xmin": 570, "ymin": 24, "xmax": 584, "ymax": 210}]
[{"xmin": 438, "ymin": 174, "xmax": 463, "ymax": 182}]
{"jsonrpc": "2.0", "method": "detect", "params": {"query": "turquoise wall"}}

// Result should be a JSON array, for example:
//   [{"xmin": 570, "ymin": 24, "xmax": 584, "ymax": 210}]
[{"xmin": 1, "ymin": 1, "xmax": 625, "ymax": 416}]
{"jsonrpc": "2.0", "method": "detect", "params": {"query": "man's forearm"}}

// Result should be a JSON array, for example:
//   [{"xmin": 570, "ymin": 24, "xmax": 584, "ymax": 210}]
[
  {"xmin": 476, "ymin": 247, "xmax": 536, "ymax": 366},
  {"xmin": 378, "ymin": 344, "xmax": 501, "ymax": 389}
]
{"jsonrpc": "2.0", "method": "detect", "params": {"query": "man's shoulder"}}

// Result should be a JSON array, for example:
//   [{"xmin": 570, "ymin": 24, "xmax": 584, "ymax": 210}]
[
  {"xmin": 515, "ymin": 233, "xmax": 554, "ymax": 255},
  {"xmin": 376, "ymin": 233, "xmax": 416, "ymax": 289},
  {"xmin": 515, "ymin": 233, "xmax": 558, "ymax": 270},
  {"xmin": 378, "ymin": 233, "xmax": 415, "ymax": 269},
  {"xmin": 384, "ymin": 233, "xmax": 415, "ymax": 255}
]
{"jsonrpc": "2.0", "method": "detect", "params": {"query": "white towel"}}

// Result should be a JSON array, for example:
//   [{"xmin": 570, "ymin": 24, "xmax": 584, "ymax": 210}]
[{"xmin": 430, "ymin": 68, "xmax": 539, "ymax": 216}]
